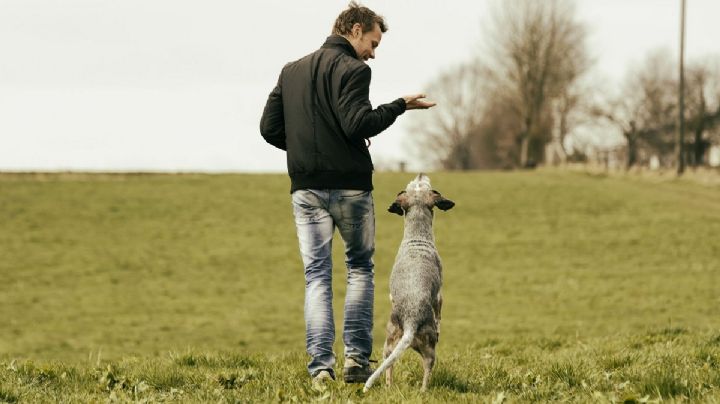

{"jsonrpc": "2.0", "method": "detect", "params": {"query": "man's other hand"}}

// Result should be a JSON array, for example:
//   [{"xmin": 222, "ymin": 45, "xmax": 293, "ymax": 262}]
[{"xmin": 402, "ymin": 94, "xmax": 436, "ymax": 110}]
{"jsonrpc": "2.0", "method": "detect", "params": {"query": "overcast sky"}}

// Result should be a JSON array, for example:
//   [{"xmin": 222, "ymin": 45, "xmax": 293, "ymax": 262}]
[{"xmin": 1, "ymin": 0, "xmax": 718, "ymax": 172}]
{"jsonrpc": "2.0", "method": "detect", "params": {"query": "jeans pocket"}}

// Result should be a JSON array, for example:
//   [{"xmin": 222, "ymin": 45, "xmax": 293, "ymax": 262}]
[
  {"xmin": 339, "ymin": 191, "xmax": 373, "ymax": 224},
  {"xmin": 292, "ymin": 190, "xmax": 324, "ymax": 224}
]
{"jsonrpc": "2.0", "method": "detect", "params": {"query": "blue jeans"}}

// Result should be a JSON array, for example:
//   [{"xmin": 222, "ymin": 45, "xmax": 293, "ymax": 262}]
[{"xmin": 291, "ymin": 189, "xmax": 375, "ymax": 377}]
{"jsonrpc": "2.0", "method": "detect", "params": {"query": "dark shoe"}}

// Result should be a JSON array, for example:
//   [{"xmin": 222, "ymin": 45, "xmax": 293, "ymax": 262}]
[{"xmin": 342, "ymin": 357, "xmax": 373, "ymax": 383}]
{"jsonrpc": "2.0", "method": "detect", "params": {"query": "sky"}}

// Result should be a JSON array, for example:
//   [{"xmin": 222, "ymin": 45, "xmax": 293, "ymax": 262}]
[{"xmin": 1, "ymin": 0, "xmax": 718, "ymax": 172}]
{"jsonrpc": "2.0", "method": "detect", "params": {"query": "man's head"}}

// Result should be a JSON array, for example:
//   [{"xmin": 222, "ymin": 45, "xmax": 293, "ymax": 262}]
[{"xmin": 332, "ymin": 1, "xmax": 387, "ymax": 62}]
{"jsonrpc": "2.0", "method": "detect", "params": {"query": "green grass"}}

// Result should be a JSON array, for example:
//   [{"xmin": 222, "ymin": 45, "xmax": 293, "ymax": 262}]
[
  {"xmin": 0, "ymin": 170, "xmax": 719, "ymax": 402},
  {"xmin": 0, "ymin": 332, "xmax": 718, "ymax": 402}
]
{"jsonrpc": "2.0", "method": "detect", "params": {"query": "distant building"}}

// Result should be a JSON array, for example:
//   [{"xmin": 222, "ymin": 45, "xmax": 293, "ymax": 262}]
[{"xmin": 709, "ymin": 145, "xmax": 720, "ymax": 167}]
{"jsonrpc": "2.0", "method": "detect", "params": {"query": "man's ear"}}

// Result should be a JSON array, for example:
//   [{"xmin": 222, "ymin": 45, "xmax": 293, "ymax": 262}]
[
  {"xmin": 352, "ymin": 23, "xmax": 362, "ymax": 38},
  {"xmin": 432, "ymin": 190, "xmax": 455, "ymax": 211},
  {"xmin": 388, "ymin": 191, "xmax": 407, "ymax": 216}
]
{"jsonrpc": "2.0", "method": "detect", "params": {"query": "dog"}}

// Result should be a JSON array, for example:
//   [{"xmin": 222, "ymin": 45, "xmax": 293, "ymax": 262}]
[{"xmin": 364, "ymin": 173, "xmax": 455, "ymax": 392}]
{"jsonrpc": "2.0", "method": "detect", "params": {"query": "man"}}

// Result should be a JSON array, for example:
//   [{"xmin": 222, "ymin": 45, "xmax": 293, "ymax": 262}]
[{"xmin": 259, "ymin": 2, "xmax": 435, "ymax": 385}]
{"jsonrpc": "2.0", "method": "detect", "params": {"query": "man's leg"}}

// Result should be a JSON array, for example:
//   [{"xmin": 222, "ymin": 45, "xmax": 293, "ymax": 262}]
[
  {"xmin": 331, "ymin": 190, "xmax": 375, "ymax": 378},
  {"xmin": 292, "ymin": 189, "xmax": 336, "ymax": 378}
]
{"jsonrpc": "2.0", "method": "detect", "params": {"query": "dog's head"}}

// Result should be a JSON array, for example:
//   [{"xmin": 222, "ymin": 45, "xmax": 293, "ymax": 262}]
[{"xmin": 388, "ymin": 173, "xmax": 455, "ymax": 216}]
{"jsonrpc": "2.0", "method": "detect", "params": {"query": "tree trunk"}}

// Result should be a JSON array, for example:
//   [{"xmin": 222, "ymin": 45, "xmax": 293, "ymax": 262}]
[
  {"xmin": 625, "ymin": 133, "xmax": 637, "ymax": 170},
  {"xmin": 693, "ymin": 125, "xmax": 705, "ymax": 167},
  {"xmin": 520, "ymin": 135, "xmax": 530, "ymax": 168},
  {"xmin": 692, "ymin": 84, "xmax": 707, "ymax": 167}
]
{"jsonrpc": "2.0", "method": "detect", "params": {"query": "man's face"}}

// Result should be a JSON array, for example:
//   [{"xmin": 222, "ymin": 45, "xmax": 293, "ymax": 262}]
[{"xmin": 348, "ymin": 23, "xmax": 382, "ymax": 62}]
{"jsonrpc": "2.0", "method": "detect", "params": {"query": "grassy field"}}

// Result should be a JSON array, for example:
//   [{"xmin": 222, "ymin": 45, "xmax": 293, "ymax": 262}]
[{"xmin": 0, "ymin": 170, "xmax": 718, "ymax": 402}]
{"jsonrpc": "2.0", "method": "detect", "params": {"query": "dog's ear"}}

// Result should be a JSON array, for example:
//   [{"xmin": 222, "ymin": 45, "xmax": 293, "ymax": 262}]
[
  {"xmin": 388, "ymin": 191, "xmax": 407, "ymax": 216},
  {"xmin": 432, "ymin": 190, "xmax": 455, "ymax": 211}
]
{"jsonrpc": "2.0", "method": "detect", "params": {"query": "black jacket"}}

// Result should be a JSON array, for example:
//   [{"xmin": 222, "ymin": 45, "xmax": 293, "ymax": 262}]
[{"xmin": 260, "ymin": 35, "xmax": 406, "ymax": 193}]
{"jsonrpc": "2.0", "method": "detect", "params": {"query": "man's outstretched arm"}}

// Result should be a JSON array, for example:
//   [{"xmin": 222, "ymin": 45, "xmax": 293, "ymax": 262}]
[{"xmin": 337, "ymin": 65, "xmax": 436, "ymax": 141}]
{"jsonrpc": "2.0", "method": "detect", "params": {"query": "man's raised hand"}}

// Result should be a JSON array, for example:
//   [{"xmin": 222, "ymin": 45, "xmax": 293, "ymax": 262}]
[{"xmin": 402, "ymin": 94, "xmax": 436, "ymax": 110}]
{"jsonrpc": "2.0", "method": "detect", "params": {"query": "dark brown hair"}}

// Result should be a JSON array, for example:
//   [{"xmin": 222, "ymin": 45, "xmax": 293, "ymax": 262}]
[{"xmin": 332, "ymin": 1, "xmax": 387, "ymax": 35}]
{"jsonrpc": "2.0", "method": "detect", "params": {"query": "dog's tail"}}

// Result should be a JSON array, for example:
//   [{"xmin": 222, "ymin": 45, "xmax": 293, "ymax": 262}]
[{"xmin": 363, "ymin": 326, "xmax": 414, "ymax": 392}]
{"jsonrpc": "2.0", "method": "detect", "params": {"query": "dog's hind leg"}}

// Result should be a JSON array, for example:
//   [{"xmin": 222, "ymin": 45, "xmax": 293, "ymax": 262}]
[
  {"xmin": 417, "ymin": 326, "xmax": 438, "ymax": 391},
  {"xmin": 419, "ymin": 345, "xmax": 435, "ymax": 391},
  {"xmin": 383, "ymin": 320, "xmax": 402, "ymax": 386}
]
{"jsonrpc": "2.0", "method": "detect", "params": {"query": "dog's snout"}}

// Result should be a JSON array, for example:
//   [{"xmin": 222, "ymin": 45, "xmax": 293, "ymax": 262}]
[
  {"xmin": 407, "ymin": 173, "xmax": 432, "ymax": 192},
  {"xmin": 415, "ymin": 173, "xmax": 430, "ymax": 184}
]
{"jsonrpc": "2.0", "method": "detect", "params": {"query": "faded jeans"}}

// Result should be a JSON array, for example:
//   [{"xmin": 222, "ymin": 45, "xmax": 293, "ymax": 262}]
[{"xmin": 291, "ymin": 189, "xmax": 375, "ymax": 378}]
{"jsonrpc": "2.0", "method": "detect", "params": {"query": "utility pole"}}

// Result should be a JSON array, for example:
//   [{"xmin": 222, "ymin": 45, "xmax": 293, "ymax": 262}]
[{"xmin": 676, "ymin": 0, "xmax": 686, "ymax": 175}]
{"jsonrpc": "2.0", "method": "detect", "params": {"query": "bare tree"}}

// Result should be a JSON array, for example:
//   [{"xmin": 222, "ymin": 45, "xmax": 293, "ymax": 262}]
[
  {"xmin": 406, "ymin": 63, "xmax": 486, "ymax": 170},
  {"xmin": 483, "ymin": 0, "xmax": 589, "ymax": 167},
  {"xmin": 592, "ymin": 51, "xmax": 677, "ymax": 169},
  {"xmin": 470, "ymin": 87, "xmax": 525, "ymax": 168},
  {"xmin": 591, "ymin": 96, "xmax": 642, "ymax": 170},
  {"xmin": 548, "ymin": 78, "xmax": 598, "ymax": 165},
  {"xmin": 406, "ymin": 0, "xmax": 590, "ymax": 170},
  {"xmin": 684, "ymin": 62, "xmax": 720, "ymax": 167},
  {"xmin": 592, "ymin": 50, "xmax": 720, "ymax": 170}
]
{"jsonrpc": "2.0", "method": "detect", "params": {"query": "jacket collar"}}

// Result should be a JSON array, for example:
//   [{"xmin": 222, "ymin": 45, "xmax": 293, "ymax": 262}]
[{"xmin": 321, "ymin": 35, "xmax": 359, "ymax": 60}]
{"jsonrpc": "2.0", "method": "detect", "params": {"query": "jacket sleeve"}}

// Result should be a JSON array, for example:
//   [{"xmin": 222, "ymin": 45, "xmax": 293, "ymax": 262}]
[
  {"xmin": 336, "ymin": 65, "xmax": 407, "ymax": 140},
  {"xmin": 259, "ymin": 71, "xmax": 287, "ymax": 151}
]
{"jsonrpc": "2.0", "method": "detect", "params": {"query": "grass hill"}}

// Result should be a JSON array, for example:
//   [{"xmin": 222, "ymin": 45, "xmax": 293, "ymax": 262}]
[{"xmin": 0, "ymin": 170, "xmax": 718, "ymax": 402}]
